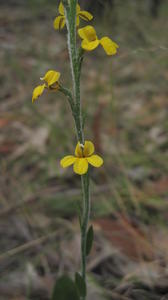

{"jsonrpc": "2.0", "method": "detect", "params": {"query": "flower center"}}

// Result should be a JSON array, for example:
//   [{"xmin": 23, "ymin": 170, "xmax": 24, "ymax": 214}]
[{"xmin": 85, "ymin": 28, "xmax": 96, "ymax": 42}]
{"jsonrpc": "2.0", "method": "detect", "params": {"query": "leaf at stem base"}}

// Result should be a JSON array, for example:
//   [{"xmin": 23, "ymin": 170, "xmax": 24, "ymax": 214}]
[{"xmin": 52, "ymin": 275, "xmax": 80, "ymax": 300}]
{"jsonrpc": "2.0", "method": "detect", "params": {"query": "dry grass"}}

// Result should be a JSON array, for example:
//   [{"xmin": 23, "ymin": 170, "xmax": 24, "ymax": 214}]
[{"xmin": 0, "ymin": 1, "xmax": 168, "ymax": 299}]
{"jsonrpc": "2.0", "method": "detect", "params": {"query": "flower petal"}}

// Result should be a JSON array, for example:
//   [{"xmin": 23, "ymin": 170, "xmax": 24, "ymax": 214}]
[
  {"xmin": 73, "ymin": 158, "xmax": 88, "ymax": 175},
  {"xmin": 59, "ymin": 2, "xmax": 64, "ymax": 15},
  {"xmin": 60, "ymin": 155, "xmax": 76, "ymax": 168},
  {"xmin": 100, "ymin": 37, "xmax": 119, "ymax": 55},
  {"xmin": 32, "ymin": 84, "xmax": 45, "ymax": 103},
  {"xmin": 76, "ymin": 16, "xmax": 80, "ymax": 27},
  {"xmin": 78, "ymin": 25, "xmax": 97, "ymax": 42},
  {"xmin": 41, "ymin": 70, "xmax": 60, "ymax": 87},
  {"xmin": 53, "ymin": 16, "xmax": 65, "ymax": 30},
  {"xmin": 76, "ymin": 3, "xmax": 81, "ymax": 14},
  {"xmin": 79, "ymin": 11, "xmax": 93, "ymax": 21},
  {"xmin": 81, "ymin": 39, "xmax": 99, "ymax": 51},
  {"xmin": 83, "ymin": 141, "xmax": 95, "ymax": 157},
  {"xmin": 75, "ymin": 142, "xmax": 83, "ymax": 157},
  {"xmin": 87, "ymin": 155, "xmax": 103, "ymax": 167}
]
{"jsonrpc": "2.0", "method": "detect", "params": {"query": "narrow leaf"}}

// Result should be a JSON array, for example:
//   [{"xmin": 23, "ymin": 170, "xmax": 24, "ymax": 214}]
[
  {"xmin": 86, "ymin": 225, "xmax": 94, "ymax": 256},
  {"xmin": 75, "ymin": 272, "xmax": 86, "ymax": 297},
  {"xmin": 52, "ymin": 275, "xmax": 80, "ymax": 300}
]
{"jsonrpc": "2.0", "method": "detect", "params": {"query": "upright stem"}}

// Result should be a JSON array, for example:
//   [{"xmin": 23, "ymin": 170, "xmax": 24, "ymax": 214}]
[
  {"xmin": 63, "ymin": 2, "xmax": 90, "ymax": 299},
  {"xmin": 64, "ymin": 0, "xmax": 84, "ymax": 144},
  {"xmin": 81, "ymin": 172, "xmax": 90, "ymax": 284}
]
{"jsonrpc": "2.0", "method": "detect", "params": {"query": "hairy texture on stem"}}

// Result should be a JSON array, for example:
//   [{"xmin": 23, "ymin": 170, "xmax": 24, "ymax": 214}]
[
  {"xmin": 81, "ymin": 172, "xmax": 90, "ymax": 282},
  {"xmin": 64, "ymin": 2, "xmax": 90, "ymax": 299},
  {"xmin": 59, "ymin": 85, "xmax": 75, "ymax": 112},
  {"xmin": 64, "ymin": 1, "xmax": 84, "ymax": 144}
]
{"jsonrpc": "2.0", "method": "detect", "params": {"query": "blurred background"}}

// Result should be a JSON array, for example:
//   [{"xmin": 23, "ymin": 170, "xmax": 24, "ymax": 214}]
[{"xmin": 0, "ymin": 0, "xmax": 168, "ymax": 299}]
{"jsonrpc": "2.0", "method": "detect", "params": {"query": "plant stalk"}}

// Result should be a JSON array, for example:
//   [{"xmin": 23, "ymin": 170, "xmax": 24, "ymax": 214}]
[
  {"xmin": 81, "ymin": 172, "xmax": 90, "ymax": 284},
  {"xmin": 64, "ymin": 2, "xmax": 90, "ymax": 299}
]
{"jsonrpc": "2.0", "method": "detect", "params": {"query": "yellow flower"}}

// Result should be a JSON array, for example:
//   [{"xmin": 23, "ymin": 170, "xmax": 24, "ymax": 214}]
[
  {"xmin": 78, "ymin": 25, "xmax": 119, "ymax": 55},
  {"xmin": 53, "ymin": 2, "xmax": 93, "ymax": 30},
  {"xmin": 60, "ymin": 141, "xmax": 103, "ymax": 175},
  {"xmin": 32, "ymin": 70, "xmax": 60, "ymax": 103}
]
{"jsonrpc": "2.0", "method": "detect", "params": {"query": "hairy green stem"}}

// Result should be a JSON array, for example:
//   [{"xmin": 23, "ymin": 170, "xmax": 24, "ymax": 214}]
[
  {"xmin": 59, "ymin": 84, "xmax": 74, "ymax": 112},
  {"xmin": 64, "ymin": 0, "xmax": 84, "ymax": 144},
  {"xmin": 63, "ymin": 2, "xmax": 90, "ymax": 299},
  {"xmin": 81, "ymin": 172, "xmax": 90, "ymax": 284}
]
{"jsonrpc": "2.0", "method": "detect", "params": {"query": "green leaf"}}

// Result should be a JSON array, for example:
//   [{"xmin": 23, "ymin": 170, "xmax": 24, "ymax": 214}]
[
  {"xmin": 86, "ymin": 225, "xmax": 94, "ymax": 256},
  {"xmin": 75, "ymin": 272, "xmax": 86, "ymax": 297},
  {"xmin": 52, "ymin": 275, "xmax": 80, "ymax": 300}
]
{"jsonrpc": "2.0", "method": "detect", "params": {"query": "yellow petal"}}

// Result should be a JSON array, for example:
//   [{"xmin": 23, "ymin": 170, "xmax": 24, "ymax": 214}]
[
  {"xmin": 87, "ymin": 155, "xmax": 103, "ymax": 167},
  {"xmin": 60, "ymin": 155, "xmax": 76, "ymax": 168},
  {"xmin": 41, "ymin": 70, "xmax": 60, "ymax": 87},
  {"xmin": 59, "ymin": 2, "xmax": 64, "ymax": 15},
  {"xmin": 32, "ymin": 84, "xmax": 45, "ymax": 103},
  {"xmin": 100, "ymin": 37, "xmax": 119, "ymax": 55},
  {"xmin": 76, "ymin": 3, "xmax": 81, "ymax": 14},
  {"xmin": 83, "ymin": 141, "xmax": 95, "ymax": 157},
  {"xmin": 78, "ymin": 25, "xmax": 97, "ymax": 42},
  {"xmin": 76, "ymin": 16, "xmax": 80, "ymax": 27},
  {"xmin": 81, "ymin": 39, "xmax": 99, "ymax": 51},
  {"xmin": 79, "ymin": 10, "xmax": 93, "ymax": 21},
  {"xmin": 73, "ymin": 158, "xmax": 88, "ymax": 175},
  {"xmin": 53, "ymin": 16, "xmax": 66, "ymax": 30},
  {"xmin": 75, "ymin": 142, "xmax": 83, "ymax": 157}
]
